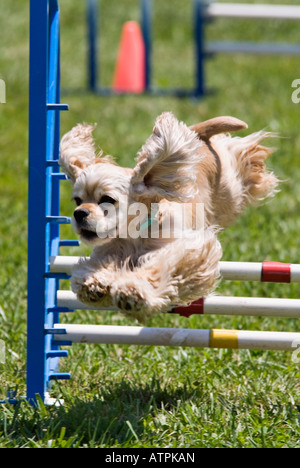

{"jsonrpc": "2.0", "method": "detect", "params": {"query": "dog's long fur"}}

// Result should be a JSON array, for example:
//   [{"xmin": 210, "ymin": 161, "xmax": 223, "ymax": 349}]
[{"xmin": 59, "ymin": 112, "xmax": 278, "ymax": 321}]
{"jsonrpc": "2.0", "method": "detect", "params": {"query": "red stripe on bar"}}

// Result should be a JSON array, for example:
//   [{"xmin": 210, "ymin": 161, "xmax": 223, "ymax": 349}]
[
  {"xmin": 262, "ymin": 261, "xmax": 291, "ymax": 283},
  {"xmin": 173, "ymin": 298, "xmax": 204, "ymax": 317}
]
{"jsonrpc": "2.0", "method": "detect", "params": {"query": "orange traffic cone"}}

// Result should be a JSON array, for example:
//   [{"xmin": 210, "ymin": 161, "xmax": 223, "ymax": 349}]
[{"xmin": 113, "ymin": 21, "xmax": 146, "ymax": 94}]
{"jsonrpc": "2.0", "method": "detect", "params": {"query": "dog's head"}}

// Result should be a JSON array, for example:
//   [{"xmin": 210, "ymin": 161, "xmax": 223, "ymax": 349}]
[{"xmin": 59, "ymin": 112, "xmax": 203, "ymax": 246}]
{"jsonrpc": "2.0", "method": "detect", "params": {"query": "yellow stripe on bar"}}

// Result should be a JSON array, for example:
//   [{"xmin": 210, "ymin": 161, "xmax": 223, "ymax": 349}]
[{"xmin": 209, "ymin": 329, "xmax": 239, "ymax": 349}]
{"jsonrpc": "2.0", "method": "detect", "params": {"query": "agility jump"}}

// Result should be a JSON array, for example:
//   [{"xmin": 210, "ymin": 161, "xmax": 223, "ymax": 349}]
[{"xmin": 25, "ymin": 0, "xmax": 300, "ymax": 405}]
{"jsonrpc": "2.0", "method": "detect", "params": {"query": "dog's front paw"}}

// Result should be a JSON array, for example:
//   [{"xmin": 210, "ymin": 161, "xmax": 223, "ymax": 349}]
[
  {"xmin": 111, "ymin": 280, "xmax": 167, "ymax": 322},
  {"xmin": 75, "ymin": 277, "xmax": 110, "ymax": 305},
  {"xmin": 115, "ymin": 290, "xmax": 145, "ymax": 313},
  {"xmin": 114, "ymin": 289, "xmax": 150, "ymax": 323}
]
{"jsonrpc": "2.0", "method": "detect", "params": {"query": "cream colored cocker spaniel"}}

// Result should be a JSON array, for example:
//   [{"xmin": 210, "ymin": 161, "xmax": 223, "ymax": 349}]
[{"xmin": 59, "ymin": 112, "xmax": 277, "ymax": 321}]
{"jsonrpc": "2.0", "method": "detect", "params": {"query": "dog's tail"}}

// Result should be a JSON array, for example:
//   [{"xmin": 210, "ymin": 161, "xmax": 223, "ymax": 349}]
[
  {"xmin": 190, "ymin": 116, "xmax": 248, "ymax": 141},
  {"xmin": 224, "ymin": 131, "xmax": 278, "ymax": 201},
  {"xmin": 211, "ymin": 131, "xmax": 279, "ymax": 227}
]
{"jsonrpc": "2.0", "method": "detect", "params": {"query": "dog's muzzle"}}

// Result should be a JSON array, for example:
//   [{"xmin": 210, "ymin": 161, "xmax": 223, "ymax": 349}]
[
  {"xmin": 73, "ymin": 208, "xmax": 99, "ymax": 242},
  {"xmin": 74, "ymin": 208, "xmax": 90, "ymax": 225}
]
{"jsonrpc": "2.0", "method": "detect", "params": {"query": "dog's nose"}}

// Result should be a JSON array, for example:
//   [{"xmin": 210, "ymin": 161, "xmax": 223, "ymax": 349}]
[{"xmin": 74, "ymin": 208, "xmax": 90, "ymax": 224}]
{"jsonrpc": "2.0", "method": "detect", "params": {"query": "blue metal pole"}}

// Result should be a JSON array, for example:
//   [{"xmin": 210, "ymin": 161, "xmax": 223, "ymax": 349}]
[
  {"xmin": 87, "ymin": 0, "xmax": 98, "ymax": 91},
  {"xmin": 27, "ymin": 0, "xmax": 49, "ymax": 404},
  {"xmin": 46, "ymin": 0, "xmax": 70, "ymax": 389},
  {"xmin": 141, "ymin": 0, "xmax": 152, "ymax": 92},
  {"xmin": 194, "ymin": 0, "xmax": 206, "ymax": 97},
  {"xmin": 28, "ymin": 0, "xmax": 69, "ymax": 405}
]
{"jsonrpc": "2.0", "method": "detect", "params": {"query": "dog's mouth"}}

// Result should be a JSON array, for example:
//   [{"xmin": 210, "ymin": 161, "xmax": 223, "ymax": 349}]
[
  {"xmin": 80, "ymin": 229, "xmax": 99, "ymax": 241},
  {"xmin": 80, "ymin": 226, "xmax": 117, "ymax": 242}
]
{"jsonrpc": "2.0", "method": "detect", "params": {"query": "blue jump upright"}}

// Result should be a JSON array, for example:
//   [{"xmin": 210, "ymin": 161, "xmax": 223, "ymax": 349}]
[
  {"xmin": 25, "ymin": 0, "xmax": 204, "ymax": 406},
  {"xmin": 27, "ymin": 0, "xmax": 71, "ymax": 405}
]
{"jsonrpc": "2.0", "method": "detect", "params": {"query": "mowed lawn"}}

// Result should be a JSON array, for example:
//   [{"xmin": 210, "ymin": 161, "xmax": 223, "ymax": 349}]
[{"xmin": 0, "ymin": 0, "xmax": 300, "ymax": 447}]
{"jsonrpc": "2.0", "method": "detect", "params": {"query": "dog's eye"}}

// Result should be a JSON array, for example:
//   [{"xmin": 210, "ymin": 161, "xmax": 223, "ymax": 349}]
[
  {"xmin": 99, "ymin": 195, "xmax": 116, "ymax": 205},
  {"xmin": 74, "ymin": 197, "xmax": 82, "ymax": 206}
]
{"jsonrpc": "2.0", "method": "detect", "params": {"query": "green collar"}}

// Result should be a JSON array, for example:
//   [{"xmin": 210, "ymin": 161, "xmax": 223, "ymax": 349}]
[
  {"xmin": 140, "ymin": 208, "xmax": 158, "ymax": 233},
  {"xmin": 140, "ymin": 216, "xmax": 154, "ymax": 232}
]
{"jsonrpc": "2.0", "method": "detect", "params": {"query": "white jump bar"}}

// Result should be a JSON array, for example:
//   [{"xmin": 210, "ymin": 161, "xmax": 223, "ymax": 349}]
[
  {"xmin": 206, "ymin": 41, "xmax": 300, "ymax": 55},
  {"xmin": 206, "ymin": 3, "xmax": 300, "ymax": 20},
  {"xmin": 53, "ymin": 324, "xmax": 300, "ymax": 351},
  {"xmin": 50, "ymin": 256, "xmax": 300, "ymax": 283},
  {"xmin": 57, "ymin": 290, "xmax": 300, "ymax": 318}
]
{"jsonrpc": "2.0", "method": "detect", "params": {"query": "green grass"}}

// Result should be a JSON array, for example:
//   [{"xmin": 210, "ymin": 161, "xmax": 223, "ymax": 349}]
[{"xmin": 1, "ymin": 0, "xmax": 300, "ymax": 448}]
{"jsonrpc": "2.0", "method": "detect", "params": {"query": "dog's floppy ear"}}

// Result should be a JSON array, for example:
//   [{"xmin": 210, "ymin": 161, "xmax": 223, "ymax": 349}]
[
  {"xmin": 131, "ymin": 112, "xmax": 201, "ymax": 202},
  {"xmin": 59, "ymin": 123, "xmax": 97, "ymax": 183}
]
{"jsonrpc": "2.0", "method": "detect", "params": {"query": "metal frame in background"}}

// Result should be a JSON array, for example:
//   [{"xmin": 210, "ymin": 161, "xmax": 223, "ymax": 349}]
[
  {"xmin": 86, "ymin": 0, "xmax": 206, "ymax": 98},
  {"xmin": 86, "ymin": 0, "xmax": 153, "ymax": 95},
  {"xmin": 87, "ymin": 0, "xmax": 300, "ymax": 98},
  {"xmin": 204, "ymin": 2, "xmax": 300, "ymax": 56}
]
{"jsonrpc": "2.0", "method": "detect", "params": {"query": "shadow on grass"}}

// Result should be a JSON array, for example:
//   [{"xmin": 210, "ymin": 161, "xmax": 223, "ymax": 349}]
[
  {"xmin": 1, "ymin": 379, "xmax": 200, "ymax": 447},
  {"xmin": 55, "ymin": 380, "xmax": 199, "ymax": 446}
]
